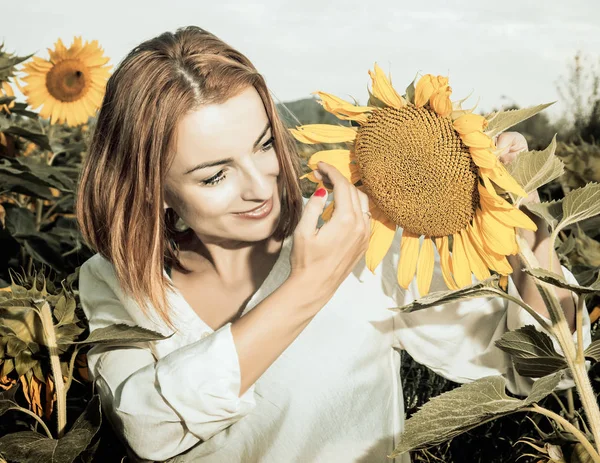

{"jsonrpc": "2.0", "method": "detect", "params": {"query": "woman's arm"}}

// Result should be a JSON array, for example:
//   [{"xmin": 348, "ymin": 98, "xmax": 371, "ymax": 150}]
[
  {"xmin": 387, "ymin": 229, "xmax": 592, "ymax": 397},
  {"xmin": 80, "ymin": 260, "xmax": 327, "ymax": 461},
  {"xmin": 497, "ymin": 131, "xmax": 576, "ymax": 332},
  {"xmin": 507, "ymin": 195, "xmax": 576, "ymax": 332}
]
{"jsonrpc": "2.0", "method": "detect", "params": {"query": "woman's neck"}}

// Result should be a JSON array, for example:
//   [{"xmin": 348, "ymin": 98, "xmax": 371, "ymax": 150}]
[{"xmin": 175, "ymin": 234, "xmax": 284, "ymax": 286}]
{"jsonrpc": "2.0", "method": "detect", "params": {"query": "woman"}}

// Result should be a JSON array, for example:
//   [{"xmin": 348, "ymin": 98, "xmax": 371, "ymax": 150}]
[{"xmin": 76, "ymin": 26, "xmax": 590, "ymax": 463}]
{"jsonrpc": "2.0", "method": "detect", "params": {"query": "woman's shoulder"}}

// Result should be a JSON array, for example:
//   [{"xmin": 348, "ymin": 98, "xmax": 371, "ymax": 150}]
[{"xmin": 78, "ymin": 253, "xmax": 184, "ymax": 334}]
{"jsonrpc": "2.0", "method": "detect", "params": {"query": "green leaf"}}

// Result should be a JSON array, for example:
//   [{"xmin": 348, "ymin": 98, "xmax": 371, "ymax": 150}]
[
  {"xmin": 0, "ymin": 173, "xmax": 55, "ymax": 200},
  {"xmin": 389, "ymin": 275, "xmax": 503, "ymax": 313},
  {"xmin": 1, "ymin": 358, "xmax": 14, "ymax": 377},
  {"xmin": 556, "ymin": 232, "xmax": 577, "ymax": 255},
  {"xmin": 3, "ymin": 127, "xmax": 51, "ymax": 151},
  {"xmin": 525, "ymin": 200, "xmax": 564, "ymax": 230},
  {"xmin": 0, "ymin": 96, "xmax": 15, "ymax": 106},
  {"xmin": 0, "ymin": 385, "xmax": 19, "ymax": 417},
  {"xmin": 391, "ymin": 372, "xmax": 562, "ymax": 456},
  {"xmin": 0, "ymin": 156, "xmax": 75, "ymax": 196},
  {"xmin": 0, "ymin": 48, "xmax": 34, "ymax": 81},
  {"xmin": 0, "ymin": 394, "xmax": 101, "ymax": 463},
  {"xmin": 63, "ymin": 323, "xmax": 172, "ymax": 345},
  {"xmin": 23, "ymin": 234, "xmax": 68, "ymax": 274},
  {"xmin": 523, "ymin": 268, "xmax": 600, "ymax": 295},
  {"xmin": 555, "ymin": 182, "xmax": 600, "ymax": 236},
  {"xmin": 5, "ymin": 207, "xmax": 37, "ymax": 236},
  {"xmin": 484, "ymin": 103, "xmax": 555, "ymax": 139},
  {"xmin": 366, "ymin": 86, "xmax": 387, "ymax": 109},
  {"xmin": 404, "ymin": 75, "xmax": 417, "ymax": 105},
  {"xmin": 16, "ymin": 157, "xmax": 75, "ymax": 192},
  {"xmin": 506, "ymin": 135, "xmax": 564, "ymax": 195},
  {"xmin": 7, "ymin": 102, "xmax": 40, "ymax": 119},
  {"xmin": 495, "ymin": 325, "xmax": 568, "ymax": 378},
  {"xmin": 583, "ymin": 340, "xmax": 600, "ymax": 363},
  {"xmin": 53, "ymin": 295, "xmax": 77, "ymax": 326},
  {"xmin": 14, "ymin": 349, "xmax": 37, "ymax": 377}
]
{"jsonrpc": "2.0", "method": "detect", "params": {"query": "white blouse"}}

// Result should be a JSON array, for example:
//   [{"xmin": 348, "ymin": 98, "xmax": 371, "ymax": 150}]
[{"xmin": 78, "ymin": 199, "xmax": 592, "ymax": 463}]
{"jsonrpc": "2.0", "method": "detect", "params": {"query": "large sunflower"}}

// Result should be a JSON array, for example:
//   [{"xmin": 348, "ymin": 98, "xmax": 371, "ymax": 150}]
[
  {"xmin": 291, "ymin": 64, "xmax": 538, "ymax": 296},
  {"xmin": 20, "ymin": 37, "xmax": 111, "ymax": 127}
]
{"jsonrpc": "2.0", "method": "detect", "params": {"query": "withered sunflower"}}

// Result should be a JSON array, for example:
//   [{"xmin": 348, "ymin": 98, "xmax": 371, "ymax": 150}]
[
  {"xmin": 291, "ymin": 64, "xmax": 537, "ymax": 296},
  {"xmin": 0, "ymin": 81, "xmax": 16, "ymax": 114},
  {"xmin": 20, "ymin": 37, "xmax": 111, "ymax": 127}
]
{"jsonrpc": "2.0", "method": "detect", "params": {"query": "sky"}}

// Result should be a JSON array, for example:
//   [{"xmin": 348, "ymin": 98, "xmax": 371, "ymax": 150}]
[{"xmin": 2, "ymin": 0, "xmax": 599, "ymax": 122}]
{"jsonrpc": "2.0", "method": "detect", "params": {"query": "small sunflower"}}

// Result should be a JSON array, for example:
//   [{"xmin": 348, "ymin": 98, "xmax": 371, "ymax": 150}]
[
  {"xmin": 291, "ymin": 64, "xmax": 538, "ymax": 296},
  {"xmin": 20, "ymin": 37, "xmax": 111, "ymax": 127},
  {"xmin": 0, "ymin": 81, "xmax": 16, "ymax": 114}
]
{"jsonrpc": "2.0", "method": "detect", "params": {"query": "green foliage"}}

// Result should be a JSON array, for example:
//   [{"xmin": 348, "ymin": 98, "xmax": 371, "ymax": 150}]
[{"xmin": 392, "ymin": 373, "xmax": 563, "ymax": 456}]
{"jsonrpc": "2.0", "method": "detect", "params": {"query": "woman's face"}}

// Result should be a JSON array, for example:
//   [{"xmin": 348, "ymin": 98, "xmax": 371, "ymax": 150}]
[{"xmin": 163, "ymin": 86, "xmax": 281, "ymax": 245}]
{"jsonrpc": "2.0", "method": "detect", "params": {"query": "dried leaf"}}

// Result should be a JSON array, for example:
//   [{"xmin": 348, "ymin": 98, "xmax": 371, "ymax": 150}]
[
  {"xmin": 63, "ymin": 323, "xmax": 172, "ymax": 346},
  {"xmin": 389, "ymin": 275, "xmax": 503, "ymax": 313}
]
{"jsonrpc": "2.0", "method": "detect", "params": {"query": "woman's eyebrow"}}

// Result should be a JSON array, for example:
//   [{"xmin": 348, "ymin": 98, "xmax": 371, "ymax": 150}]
[{"xmin": 184, "ymin": 122, "xmax": 271, "ymax": 175}]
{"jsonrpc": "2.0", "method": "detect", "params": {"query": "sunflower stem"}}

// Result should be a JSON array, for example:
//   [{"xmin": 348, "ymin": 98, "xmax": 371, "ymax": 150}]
[
  {"xmin": 548, "ymin": 229, "xmax": 559, "ymax": 274},
  {"xmin": 37, "ymin": 301, "xmax": 67, "ymax": 438},
  {"xmin": 499, "ymin": 291, "xmax": 552, "ymax": 332},
  {"xmin": 576, "ymin": 293, "xmax": 586, "ymax": 364},
  {"xmin": 515, "ymin": 233, "xmax": 600, "ymax": 452},
  {"xmin": 521, "ymin": 405, "xmax": 600, "ymax": 463}
]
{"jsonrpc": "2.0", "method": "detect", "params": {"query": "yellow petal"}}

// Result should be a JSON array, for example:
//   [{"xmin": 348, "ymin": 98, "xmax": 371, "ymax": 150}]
[
  {"xmin": 436, "ymin": 76, "xmax": 449, "ymax": 87},
  {"xmin": 453, "ymin": 113, "xmax": 488, "ymax": 135},
  {"xmin": 430, "ymin": 87, "xmax": 453, "ymax": 117},
  {"xmin": 368, "ymin": 63, "xmax": 406, "ymax": 109},
  {"xmin": 478, "ymin": 183, "xmax": 538, "ymax": 231},
  {"xmin": 322, "ymin": 200, "xmax": 334, "ymax": 222},
  {"xmin": 415, "ymin": 74, "xmax": 436, "ymax": 107},
  {"xmin": 460, "ymin": 228, "xmax": 491, "ymax": 281},
  {"xmin": 451, "ymin": 233, "xmax": 472, "ymax": 288},
  {"xmin": 289, "ymin": 124, "xmax": 357, "ymax": 144},
  {"xmin": 460, "ymin": 131, "xmax": 493, "ymax": 149},
  {"xmin": 313, "ymin": 91, "xmax": 374, "ymax": 121},
  {"xmin": 416, "ymin": 237, "xmax": 435, "ymax": 296},
  {"xmin": 365, "ymin": 208, "xmax": 397, "ymax": 272},
  {"xmin": 469, "ymin": 148, "xmax": 498, "ymax": 169},
  {"xmin": 477, "ymin": 207, "xmax": 519, "ymax": 255},
  {"xmin": 434, "ymin": 236, "xmax": 459, "ymax": 290},
  {"xmin": 307, "ymin": 149, "xmax": 361, "ymax": 183},
  {"xmin": 397, "ymin": 231, "xmax": 420, "ymax": 289},
  {"xmin": 468, "ymin": 218, "xmax": 514, "ymax": 275},
  {"xmin": 479, "ymin": 164, "xmax": 528, "ymax": 197}
]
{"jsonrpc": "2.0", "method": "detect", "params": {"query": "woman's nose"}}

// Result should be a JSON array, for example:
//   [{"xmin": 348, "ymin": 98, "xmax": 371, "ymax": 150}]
[{"xmin": 239, "ymin": 162, "xmax": 271, "ymax": 200}]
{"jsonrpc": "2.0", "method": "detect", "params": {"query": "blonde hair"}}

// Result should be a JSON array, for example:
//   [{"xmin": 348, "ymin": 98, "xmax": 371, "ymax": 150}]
[{"xmin": 76, "ymin": 26, "xmax": 303, "ymax": 330}]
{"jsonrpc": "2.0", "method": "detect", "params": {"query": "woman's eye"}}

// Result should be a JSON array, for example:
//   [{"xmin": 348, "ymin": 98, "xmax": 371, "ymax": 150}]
[
  {"xmin": 200, "ymin": 139, "xmax": 273, "ymax": 186},
  {"xmin": 260, "ymin": 136, "xmax": 275, "ymax": 152},
  {"xmin": 202, "ymin": 170, "xmax": 226, "ymax": 186}
]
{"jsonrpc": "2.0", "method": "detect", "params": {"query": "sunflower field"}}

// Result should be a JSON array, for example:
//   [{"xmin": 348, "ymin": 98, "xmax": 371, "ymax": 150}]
[{"xmin": 0, "ymin": 36, "xmax": 599, "ymax": 463}]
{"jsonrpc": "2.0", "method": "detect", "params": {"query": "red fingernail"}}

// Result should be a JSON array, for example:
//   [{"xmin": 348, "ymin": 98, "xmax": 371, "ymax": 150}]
[{"xmin": 314, "ymin": 188, "xmax": 327, "ymax": 197}]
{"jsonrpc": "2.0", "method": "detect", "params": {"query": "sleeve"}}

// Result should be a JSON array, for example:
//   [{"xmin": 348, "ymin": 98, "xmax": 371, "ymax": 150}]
[
  {"xmin": 78, "ymin": 260, "xmax": 257, "ymax": 462},
  {"xmin": 388, "ymin": 232, "xmax": 592, "ymax": 397}
]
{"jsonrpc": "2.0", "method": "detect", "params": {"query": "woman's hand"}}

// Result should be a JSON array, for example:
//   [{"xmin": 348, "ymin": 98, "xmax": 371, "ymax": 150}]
[
  {"xmin": 289, "ymin": 161, "xmax": 371, "ymax": 305},
  {"xmin": 495, "ymin": 131, "xmax": 540, "ymax": 206}
]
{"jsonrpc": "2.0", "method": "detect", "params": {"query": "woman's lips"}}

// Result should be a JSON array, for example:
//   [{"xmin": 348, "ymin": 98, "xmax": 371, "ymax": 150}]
[{"xmin": 233, "ymin": 198, "xmax": 273, "ymax": 219}]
